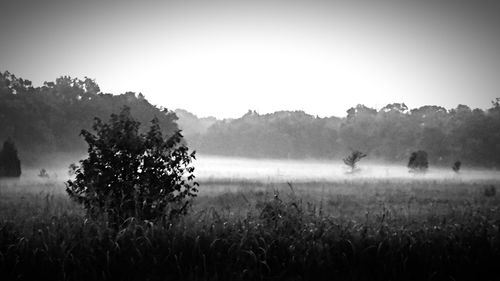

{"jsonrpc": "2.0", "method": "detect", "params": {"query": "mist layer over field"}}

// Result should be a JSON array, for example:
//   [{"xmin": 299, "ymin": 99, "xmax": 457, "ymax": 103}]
[
  {"xmin": 13, "ymin": 154, "xmax": 500, "ymax": 185},
  {"xmin": 193, "ymin": 155, "xmax": 499, "ymax": 182}
]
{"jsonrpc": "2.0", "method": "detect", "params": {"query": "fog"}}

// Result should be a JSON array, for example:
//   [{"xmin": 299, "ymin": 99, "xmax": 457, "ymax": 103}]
[
  {"xmin": 194, "ymin": 155, "xmax": 500, "ymax": 182},
  {"xmin": 6, "ymin": 154, "xmax": 498, "ymax": 186}
]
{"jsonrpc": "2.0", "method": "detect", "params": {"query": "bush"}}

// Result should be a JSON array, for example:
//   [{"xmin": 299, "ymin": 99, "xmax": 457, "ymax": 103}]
[
  {"xmin": 38, "ymin": 168, "xmax": 50, "ymax": 178},
  {"xmin": 0, "ymin": 139, "xmax": 21, "ymax": 177},
  {"xmin": 408, "ymin": 150, "xmax": 428, "ymax": 172},
  {"xmin": 66, "ymin": 107, "xmax": 198, "ymax": 224}
]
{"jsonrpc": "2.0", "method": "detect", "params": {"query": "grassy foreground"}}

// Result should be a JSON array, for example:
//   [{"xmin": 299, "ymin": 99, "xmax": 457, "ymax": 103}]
[{"xmin": 0, "ymin": 178, "xmax": 500, "ymax": 281}]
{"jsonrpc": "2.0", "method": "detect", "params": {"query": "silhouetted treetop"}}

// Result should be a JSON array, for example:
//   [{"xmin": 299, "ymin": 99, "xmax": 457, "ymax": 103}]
[
  {"xmin": 0, "ymin": 70, "xmax": 179, "ymax": 166},
  {"xmin": 193, "ymin": 100, "xmax": 500, "ymax": 167},
  {"xmin": 2, "ymin": 70, "xmax": 500, "ymax": 167}
]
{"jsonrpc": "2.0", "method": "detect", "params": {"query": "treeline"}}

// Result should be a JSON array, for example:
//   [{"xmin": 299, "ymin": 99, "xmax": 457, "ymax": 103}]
[
  {"xmin": 2, "ymin": 70, "xmax": 500, "ymax": 168},
  {"xmin": 0, "ymin": 71, "xmax": 179, "ymax": 166},
  {"xmin": 190, "ymin": 110, "xmax": 342, "ymax": 159},
  {"xmin": 188, "ymin": 103, "xmax": 500, "ymax": 167}
]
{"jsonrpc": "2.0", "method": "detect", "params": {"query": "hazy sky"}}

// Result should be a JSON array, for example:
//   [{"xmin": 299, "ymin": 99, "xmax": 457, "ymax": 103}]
[{"xmin": 1, "ymin": 0, "xmax": 500, "ymax": 118}]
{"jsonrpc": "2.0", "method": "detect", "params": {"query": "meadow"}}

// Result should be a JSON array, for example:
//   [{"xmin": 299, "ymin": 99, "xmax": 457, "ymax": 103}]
[{"xmin": 1, "ymin": 157, "xmax": 500, "ymax": 280}]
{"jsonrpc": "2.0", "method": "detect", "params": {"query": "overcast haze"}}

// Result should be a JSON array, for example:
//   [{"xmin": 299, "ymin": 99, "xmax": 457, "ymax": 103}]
[{"xmin": 1, "ymin": 0, "xmax": 500, "ymax": 118}]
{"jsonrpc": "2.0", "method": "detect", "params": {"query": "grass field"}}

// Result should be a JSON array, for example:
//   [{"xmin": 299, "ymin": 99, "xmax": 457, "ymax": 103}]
[{"xmin": 1, "ymin": 174, "xmax": 499, "ymax": 281}]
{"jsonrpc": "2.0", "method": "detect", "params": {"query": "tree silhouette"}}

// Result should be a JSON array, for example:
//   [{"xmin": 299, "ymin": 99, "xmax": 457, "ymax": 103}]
[
  {"xmin": 38, "ymin": 168, "xmax": 49, "ymax": 178},
  {"xmin": 408, "ymin": 150, "xmax": 429, "ymax": 173},
  {"xmin": 343, "ymin": 150, "xmax": 367, "ymax": 173},
  {"xmin": 0, "ymin": 139, "xmax": 21, "ymax": 177},
  {"xmin": 66, "ymin": 107, "xmax": 198, "ymax": 225},
  {"xmin": 2, "ymin": 70, "xmax": 500, "ymax": 167}
]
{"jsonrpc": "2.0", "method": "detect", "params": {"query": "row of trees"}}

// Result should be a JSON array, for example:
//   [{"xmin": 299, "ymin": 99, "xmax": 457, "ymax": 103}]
[
  {"xmin": 187, "ymin": 102, "xmax": 500, "ymax": 167},
  {"xmin": 0, "ymin": 71, "xmax": 179, "ymax": 166},
  {"xmin": 192, "ymin": 110, "xmax": 342, "ymax": 159},
  {"xmin": 1, "ymin": 70, "xmax": 499, "ymax": 168}
]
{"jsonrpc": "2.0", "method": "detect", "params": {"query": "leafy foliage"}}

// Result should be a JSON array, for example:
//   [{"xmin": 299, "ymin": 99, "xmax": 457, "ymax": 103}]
[
  {"xmin": 194, "ymin": 102, "xmax": 500, "ymax": 167},
  {"xmin": 343, "ymin": 150, "xmax": 367, "ymax": 172},
  {"xmin": 408, "ymin": 150, "xmax": 429, "ymax": 172},
  {"xmin": 2, "ymin": 70, "xmax": 500, "ymax": 167},
  {"xmin": 0, "ymin": 70, "xmax": 179, "ymax": 166},
  {"xmin": 66, "ymin": 107, "xmax": 198, "ymax": 224},
  {"xmin": 0, "ymin": 139, "xmax": 21, "ymax": 177}
]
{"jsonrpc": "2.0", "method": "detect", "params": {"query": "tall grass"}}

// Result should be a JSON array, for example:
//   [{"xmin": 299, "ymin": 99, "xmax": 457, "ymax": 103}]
[{"xmin": 1, "ymin": 178, "xmax": 499, "ymax": 280}]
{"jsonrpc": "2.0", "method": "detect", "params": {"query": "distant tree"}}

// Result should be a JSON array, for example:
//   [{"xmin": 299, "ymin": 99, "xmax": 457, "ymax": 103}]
[
  {"xmin": 343, "ymin": 150, "xmax": 367, "ymax": 173},
  {"xmin": 408, "ymin": 150, "xmax": 429, "ymax": 173},
  {"xmin": 38, "ymin": 168, "xmax": 49, "ymax": 178},
  {"xmin": 0, "ymin": 139, "xmax": 21, "ymax": 177},
  {"xmin": 452, "ymin": 160, "xmax": 461, "ymax": 173},
  {"xmin": 66, "ymin": 107, "xmax": 198, "ymax": 225}
]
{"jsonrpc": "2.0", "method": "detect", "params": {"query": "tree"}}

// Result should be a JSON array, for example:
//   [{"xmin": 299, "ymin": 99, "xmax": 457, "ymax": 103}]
[
  {"xmin": 408, "ymin": 150, "xmax": 428, "ymax": 172},
  {"xmin": 343, "ymin": 150, "xmax": 367, "ymax": 173},
  {"xmin": 66, "ymin": 107, "xmax": 198, "ymax": 224},
  {"xmin": 38, "ymin": 168, "xmax": 50, "ymax": 178},
  {"xmin": 0, "ymin": 139, "xmax": 21, "ymax": 177}
]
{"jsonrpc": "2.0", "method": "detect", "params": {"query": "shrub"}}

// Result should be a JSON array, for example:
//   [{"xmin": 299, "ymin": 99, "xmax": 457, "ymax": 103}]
[
  {"xmin": 452, "ymin": 160, "xmax": 461, "ymax": 173},
  {"xmin": 66, "ymin": 107, "xmax": 198, "ymax": 224},
  {"xmin": 0, "ymin": 139, "xmax": 21, "ymax": 177},
  {"xmin": 38, "ymin": 168, "xmax": 50, "ymax": 178},
  {"xmin": 408, "ymin": 150, "xmax": 428, "ymax": 172},
  {"xmin": 343, "ymin": 150, "xmax": 367, "ymax": 173}
]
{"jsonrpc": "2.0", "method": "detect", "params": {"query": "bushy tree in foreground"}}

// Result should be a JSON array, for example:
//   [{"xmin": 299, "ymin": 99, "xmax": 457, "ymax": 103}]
[
  {"xmin": 343, "ymin": 150, "xmax": 367, "ymax": 173},
  {"xmin": 0, "ymin": 139, "xmax": 21, "ymax": 177},
  {"xmin": 66, "ymin": 107, "xmax": 198, "ymax": 224},
  {"xmin": 408, "ymin": 150, "xmax": 429, "ymax": 172}
]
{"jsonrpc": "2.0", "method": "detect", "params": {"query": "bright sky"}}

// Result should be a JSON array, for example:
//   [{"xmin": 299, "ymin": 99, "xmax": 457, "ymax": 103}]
[{"xmin": 1, "ymin": 0, "xmax": 500, "ymax": 118}]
